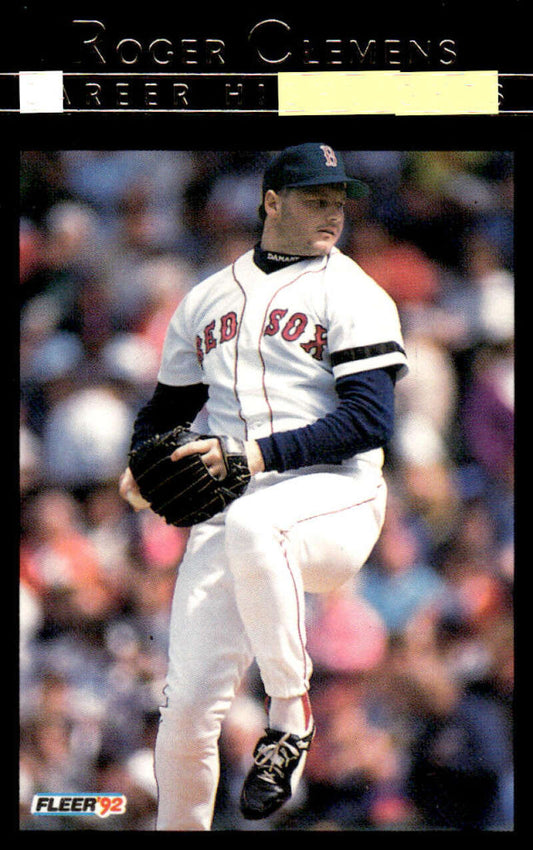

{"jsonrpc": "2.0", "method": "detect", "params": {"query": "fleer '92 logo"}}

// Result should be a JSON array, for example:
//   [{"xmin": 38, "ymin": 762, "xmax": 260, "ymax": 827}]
[{"xmin": 31, "ymin": 793, "xmax": 127, "ymax": 818}]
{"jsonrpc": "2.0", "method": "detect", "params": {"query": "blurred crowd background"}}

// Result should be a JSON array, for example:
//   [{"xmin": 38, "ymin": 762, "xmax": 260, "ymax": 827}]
[{"xmin": 19, "ymin": 148, "xmax": 514, "ymax": 831}]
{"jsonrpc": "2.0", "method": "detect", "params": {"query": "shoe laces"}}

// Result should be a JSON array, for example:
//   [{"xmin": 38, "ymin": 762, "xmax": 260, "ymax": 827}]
[{"xmin": 253, "ymin": 733, "xmax": 302, "ymax": 782}]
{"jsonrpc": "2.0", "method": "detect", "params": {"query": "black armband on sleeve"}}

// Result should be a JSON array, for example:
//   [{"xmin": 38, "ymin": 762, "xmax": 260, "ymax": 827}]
[{"xmin": 130, "ymin": 382, "xmax": 209, "ymax": 452}]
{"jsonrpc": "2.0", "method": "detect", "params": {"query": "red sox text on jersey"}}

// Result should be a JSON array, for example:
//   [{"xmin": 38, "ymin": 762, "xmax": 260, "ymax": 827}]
[
  {"xmin": 158, "ymin": 247, "xmax": 407, "ymax": 441},
  {"xmin": 195, "ymin": 309, "xmax": 328, "ymax": 366}
]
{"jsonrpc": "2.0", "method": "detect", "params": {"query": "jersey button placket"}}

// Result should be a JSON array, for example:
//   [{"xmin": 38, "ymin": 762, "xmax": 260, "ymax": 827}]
[{"xmin": 235, "ymin": 288, "xmax": 275, "ymax": 439}]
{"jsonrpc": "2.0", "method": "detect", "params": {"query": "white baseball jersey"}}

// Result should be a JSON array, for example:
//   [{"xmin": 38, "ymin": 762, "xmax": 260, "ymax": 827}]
[
  {"xmin": 158, "ymin": 246, "xmax": 407, "ymax": 452},
  {"xmin": 154, "ymin": 245, "xmax": 409, "ymax": 830}
]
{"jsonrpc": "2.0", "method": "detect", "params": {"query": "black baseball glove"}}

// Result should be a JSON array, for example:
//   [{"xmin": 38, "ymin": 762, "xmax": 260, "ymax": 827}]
[{"xmin": 128, "ymin": 426, "xmax": 251, "ymax": 527}]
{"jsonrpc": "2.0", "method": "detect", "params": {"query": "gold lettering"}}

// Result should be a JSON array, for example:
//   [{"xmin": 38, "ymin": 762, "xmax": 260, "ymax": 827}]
[
  {"xmin": 116, "ymin": 38, "xmax": 142, "ymax": 65},
  {"xmin": 225, "ymin": 82, "xmax": 243, "ymax": 106},
  {"xmin": 384, "ymin": 39, "xmax": 401, "ymax": 65},
  {"xmin": 149, "ymin": 38, "xmax": 173, "ymax": 65},
  {"xmin": 325, "ymin": 39, "xmax": 343, "ymax": 65},
  {"xmin": 173, "ymin": 83, "xmax": 189, "ymax": 107},
  {"xmin": 144, "ymin": 82, "xmax": 158, "ymax": 107},
  {"xmin": 248, "ymin": 19, "xmax": 291, "ymax": 64},
  {"xmin": 348, "ymin": 39, "xmax": 377, "ymax": 65},
  {"xmin": 72, "ymin": 20, "xmax": 106, "ymax": 64},
  {"xmin": 439, "ymin": 38, "xmax": 457, "ymax": 65},
  {"xmin": 85, "ymin": 82, "xmax": 102, "ymax": 106},
  {"xmin": 181, "ymin": 39, "xmax": 199, "ymax": 65},
  {"xmin": 205, "ymin": 39, "xmax": 225, "ymax": 65},
  {"xmin": 302, "ymin": 39, "xmax": 320, "ymax": 65},
  {"xmin": 408, "ymin": 40, "xmax": 431, "ymax": 65},
  {"xmin": 116, "ymin": 82, "xmax": 129, "ymax": 106}
]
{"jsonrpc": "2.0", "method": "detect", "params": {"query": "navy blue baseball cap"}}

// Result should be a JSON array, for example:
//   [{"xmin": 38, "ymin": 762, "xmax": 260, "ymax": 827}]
[{"xmin": 263, "ymin": 143, "xmax": 368, "ymax": 199}]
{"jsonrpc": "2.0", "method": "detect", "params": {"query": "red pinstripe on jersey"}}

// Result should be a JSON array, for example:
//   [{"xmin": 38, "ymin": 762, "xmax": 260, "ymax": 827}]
[
  {"xmin": 277, "ymin": 482, "xmax": 384, "ymax": 689},
  {"xmin": 230, "ymin": 265, "xmax": 249, "ymax": 439},
  {"xmin": 279, "ymin": 529, "xmax": 310, "ymax": 684},
  {"xmin": 232, "ymin": 256, "xmax": 330, "ymax": 437}
]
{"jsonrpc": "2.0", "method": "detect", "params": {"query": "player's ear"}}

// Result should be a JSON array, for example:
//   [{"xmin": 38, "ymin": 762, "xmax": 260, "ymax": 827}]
[{"xmin": 264, "ymin": 189, "xmax": 281, "ymax": 217}]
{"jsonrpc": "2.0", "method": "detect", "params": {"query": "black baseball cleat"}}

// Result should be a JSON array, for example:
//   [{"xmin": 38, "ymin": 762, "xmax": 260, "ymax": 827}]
[{"xmin": 240, "ymin": 726, "xmax": 315, "ymax": 820}]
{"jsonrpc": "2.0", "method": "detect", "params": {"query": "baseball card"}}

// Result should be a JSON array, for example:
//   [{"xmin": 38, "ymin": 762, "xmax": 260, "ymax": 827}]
[{"xmin": 12, "ymin": 0, "xmax": 521, "ymax": 834}]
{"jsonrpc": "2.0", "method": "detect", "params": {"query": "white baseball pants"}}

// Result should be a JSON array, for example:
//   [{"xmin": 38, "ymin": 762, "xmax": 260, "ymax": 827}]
[{"xmin": 154, "ymin": 463, "xmax": 387, "ymax": 830}]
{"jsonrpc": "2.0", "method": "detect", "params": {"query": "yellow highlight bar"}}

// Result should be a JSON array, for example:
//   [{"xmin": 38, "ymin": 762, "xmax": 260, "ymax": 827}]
[
  {"xmin": 278, "ymin": 71, "xmax": 499, "ymax": 116},
  {"xmin": 395, "ymin": 71, "xmax": 499, "ymax": 115}
]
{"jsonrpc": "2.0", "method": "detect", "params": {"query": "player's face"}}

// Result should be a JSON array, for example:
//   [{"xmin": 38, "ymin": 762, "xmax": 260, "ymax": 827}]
[{"xmin": 265, "ymin": 184, "xmax": 347, "ymax": 256}]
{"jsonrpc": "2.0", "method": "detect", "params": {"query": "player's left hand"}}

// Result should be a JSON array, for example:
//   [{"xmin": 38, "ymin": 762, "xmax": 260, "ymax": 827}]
[
  {"xmin": 171, "ymin": 438, "xmax": 265, "ymax": 479},
  {"xmin": 171, "ymin": 438, "xmax": 227, "ymax": 480}
]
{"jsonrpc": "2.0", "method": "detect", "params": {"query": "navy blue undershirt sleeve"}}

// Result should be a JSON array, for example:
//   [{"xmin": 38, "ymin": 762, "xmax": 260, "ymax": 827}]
[
  {"xmin": 130, "ymin": 381, "xmax": 209, "ymax": 452},
  {"xmin": 130, "ymin": 368, "xmax": 396, "ymax": 472},
  {"xmin": 257, "ymin": 368, "xmax": 397, "ymax": 472}
]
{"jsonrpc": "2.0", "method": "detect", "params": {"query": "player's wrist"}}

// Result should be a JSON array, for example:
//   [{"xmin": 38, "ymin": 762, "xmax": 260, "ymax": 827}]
[{"xmin": 245, "ymin": 440, "xmax": 265, "ymax": 475}]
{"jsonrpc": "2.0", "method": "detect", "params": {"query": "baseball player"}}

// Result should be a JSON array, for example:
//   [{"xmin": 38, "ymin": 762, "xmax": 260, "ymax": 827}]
[{"xmin": 119, "ymin": 143, "xmax": 408, "ymax": 831}]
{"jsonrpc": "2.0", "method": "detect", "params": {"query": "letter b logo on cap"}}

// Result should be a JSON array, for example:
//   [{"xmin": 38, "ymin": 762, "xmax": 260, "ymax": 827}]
[{"xmin": 320, "ymin": 145, "xmax": 338, "ymax": 167}]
